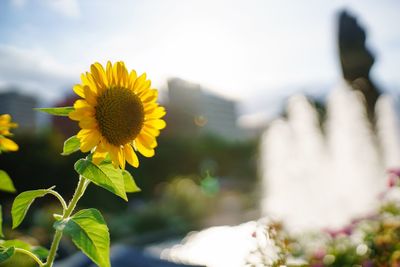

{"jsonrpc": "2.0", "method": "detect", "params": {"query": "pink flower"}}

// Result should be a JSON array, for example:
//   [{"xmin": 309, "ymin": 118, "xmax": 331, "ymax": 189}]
[
  {"xmin": 388, "ymin": 173, "xmax": 398, "ymax": 188},
  {"xmin": 387, "ymin": 168, "xmax": 400, "ymax": 188},
  {"xmin": 324, "ymin": 225, "xmax": 353, "ymax": 238},
  {"xmin": 312, "ymin": 248, "xmax": 326, "ymax": 260},
  {"xmin": 388, "ymin": 168, "xmax": 400, "ymax": 177}
]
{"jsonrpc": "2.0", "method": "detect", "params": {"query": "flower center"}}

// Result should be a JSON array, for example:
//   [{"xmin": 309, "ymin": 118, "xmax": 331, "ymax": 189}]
[{"xmin": 95, "ymin": 87, "xmax": 144, "ymax": 146}]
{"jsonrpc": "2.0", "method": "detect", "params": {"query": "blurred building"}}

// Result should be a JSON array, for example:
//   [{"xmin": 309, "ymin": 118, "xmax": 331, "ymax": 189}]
[
  {"xmin": 52, "ymin": 94, "xmax": 80, "ymax": 138},
  {"xmin": 0, "ymin": 90, "xmax": 37, "ymax": 131},
  {"xmin": 165, "ymin": 78, "xmax": 245, "ymax": 140}
]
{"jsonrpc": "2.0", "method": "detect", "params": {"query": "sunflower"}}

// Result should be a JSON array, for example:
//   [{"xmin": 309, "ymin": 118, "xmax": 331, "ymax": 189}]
[
  {"xmin": 69, "ymin": 61, "xmax": 166, "ymax": 169},
  {"xmin": 0, "ymin": 114, "xmax": 19, "ymax": 152}
]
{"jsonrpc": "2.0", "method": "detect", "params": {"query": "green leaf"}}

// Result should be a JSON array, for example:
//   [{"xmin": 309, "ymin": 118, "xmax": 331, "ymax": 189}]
[
  {"xmin": 74, "ymin": 159, "xmax": 127, "ymax": 201},
  {"xmin": 34, "ymin": 107, "xmax": 74, "ymax": 116},
  {"xmin": 0, "ymin": 247, "xmax": 14, "ymax": 263},
  {"xmin": 61, "ymin": 135, "xmax": 81, "ymax": 156},
  {"xmin": 121, "ymin": 170, "xmax": 141, "ymax": 193},
  {"xmin": 1, "ymin": 239, "xmax": 30, "ymax": 250},
  {"xmin": 98, "ymin": 163, "xmax": 128, "ymax": 199},
  {"xmin": 54, "ymin": 208, "xmax": 110, "ymax": 267},
  {"xmin": 0, "ymin": 205, "xmax": 3, "ymax": 238},
  {"xmin": 0, "ymin": 170, "xmax": 16, "ymax": 193},
  {"xmin": 0, "ymin": 239, "xmax": 48, "ymax": 260},
  {"xmin": 11, "ymin": 188, "xmax": 53, "ymax": 229},
  {"xmin": 53, "ymin": 213, "xmax": 63, "ymax": 221},
  {"xmin": 31, "ymin": 246, "xmax": 49, "ymax": 260}
]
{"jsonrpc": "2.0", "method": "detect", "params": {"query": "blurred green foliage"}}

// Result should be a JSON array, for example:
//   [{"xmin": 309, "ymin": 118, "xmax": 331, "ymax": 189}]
[
  {"xmin": 0, "ymin": 132, "xmax": 257, "ymax": 206},
  {"xmin": 0, "ymin": 130, "xmax": 258, "ymax": 250},
  {"xmin": 108, "ymin": 176, "xmax": 215, "ymax": 243}
]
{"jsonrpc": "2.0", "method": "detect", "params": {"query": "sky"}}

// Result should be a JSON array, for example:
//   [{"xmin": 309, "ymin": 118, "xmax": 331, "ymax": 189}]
[{"xmin": 0, "ymin": 0, "xmax": 399, "ymax": 122}]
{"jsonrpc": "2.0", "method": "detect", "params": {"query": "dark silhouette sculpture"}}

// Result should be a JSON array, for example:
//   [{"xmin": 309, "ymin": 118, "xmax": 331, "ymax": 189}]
[{"xmin": 338, "ymin": 10, "xmax": 381, "ymax": 123}]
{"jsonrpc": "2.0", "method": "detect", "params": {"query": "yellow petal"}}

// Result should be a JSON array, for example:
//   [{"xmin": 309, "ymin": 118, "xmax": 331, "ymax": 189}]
[
  {"xmin": 137, "ymin": 80, "xmax": 151, "ymax": 95},
  {"xmin": 0, "ymin": 119, "xmax": 18, "ymax": 131},
  {"xmin": 93, "ymin": 149, "xmax": 108, "ymax": 165},
  {"xmin": 135, "ymin": 139, "xmax": 155, "ymax": 158},
  {"xmin": 106, "ymin": 61, "xmax": 114, "ymax": 85},
  {"xmin": 79, "ymin": 131, "xmax": 101, "ymax": 152},
  {"xmin": 117, "ymin": 147, "xmax": 125, "ymax": 169},
  {"xmin": 128, "ymin": 70, "xmax": 137, "ymax": 89},
  {"xmin": 144, "ymin": 103, "xmax": 158, "ymax": 113},
  {"xmin": 83, "ymin": 85, "xmax": 98, "ymax": 106},
  {"xmin": 77, "ymin": 106, "xmax": 95, "ymax": 114},
  {"xmin": 0, "ymin": 138, "xmax": 18, "ymax": 151},
  {"xmin": 81, "ymin": 73, "xmax": 98, "ymax": 93},
  {"xmin": 143, "ymin": 125, "xmax": 160, "ymax": 137},
  {"xmin": 137, "ymin": 132, "xmax": 157, "ymax": 148},
  {"xmin": 108, "ymin": 146, "xmax": 120, "ymax": 168},
  {"xmin": 90, "ymin": 62, "xmax": 108, "ymax": 95},
  {"xmin": 123, "ymin": 144, "xmax": 139, "ymax": 168},
  {"xmin": 0, "ymin": 114, "xmax": 11, "ymax": 123},
  {"xmin": 146, "ymin": 106, "xmax": 166, "ymax": 119},
  {"xmin": 146, "ymin": 119, "xmax": 166, "ymax": 130},
  {"xmin": 68, "ymin": 110, "xmax": 84, "ymax": 121},
  {"xmin": 79, "ymin": 118, "xmax": 97, "ymax": 129},
  {"xmin": 77, "ymin": 129, "xmax": 92, "ymax": 138},
  {"xmin": 91, "ymin": 62, "xmax": 107, "ymax": 91},
  {"xmin": 139, "ymin": 88, "xmax": 156, "ymax": 98},
  {"xmin": 95, "ymin": 140, "xmax": 108, "ymax": 152},
  {"xmin": 112, "ymin": 63, "xmax": 119, "ymax": 87},
  {"xmin": 0, "ymin": 114, "xmax": 16, "ymax": 131},
  {"xmin": 133, "ymin": 73, "xmax": 147, "ymax": 93},
  {"xmin": 0, "ymin": 129, "xmax": 11, "ymax": 136},
  {"xmin": 140, "ymin": 91, "xmax": 157, "ymax": 104},
  {"xmin": 0, "ymin": 114, "xmax": 12, "ymax": 128},
  {"xmin": 73, "ymin": 84, "xmax": 85, "ymax": 98},
  {"xmin": 73, "ymin": 99, "xmax": 91, "ymax": 109},
  {"xmin": 69, "ymin": 106, "xmax": 94, "ymax": 121},
  {"xmin": 117, "ymin": 62, "xmax": 128, "ymax": 87},
  {"xmin": 113, "ymin": 62, "xmax": 127, "ymax": 87}
]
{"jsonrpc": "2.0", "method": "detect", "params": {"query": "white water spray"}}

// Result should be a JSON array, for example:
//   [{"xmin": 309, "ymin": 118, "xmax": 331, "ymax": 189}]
[{"xmin": 261, "ymin": 83, "xmax": 400, "ymax": 231}]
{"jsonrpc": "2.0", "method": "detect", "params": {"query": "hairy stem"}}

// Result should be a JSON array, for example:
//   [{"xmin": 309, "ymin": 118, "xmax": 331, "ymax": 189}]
[{"xmin": 43, "ymin": 176, "xmax": 89, "ymax": 267}]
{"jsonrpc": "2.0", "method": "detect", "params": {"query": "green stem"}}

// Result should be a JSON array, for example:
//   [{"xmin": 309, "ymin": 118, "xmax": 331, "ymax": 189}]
[
  {"xmin": 15, "ymin": 248, "xmax": 44, "ymax": 267},
  {"xmin": 43, "ymin": 176, "xmax": 90, "ymax": 267}
]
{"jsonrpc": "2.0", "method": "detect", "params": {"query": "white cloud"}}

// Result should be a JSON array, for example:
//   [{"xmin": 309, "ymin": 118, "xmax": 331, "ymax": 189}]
[
  {"xmin": 72, "ymin": 0, "xmax": 338, "ymax": 101},
  {"xmin": 10, "ymin": 0, "xmax": 27, "ymax": 8},
  {"xmin": 10, "ymin": 0, "xmax": 80, "ymax": 18},
  {"xmin": 0, "ymin": 45, "xmax": 77, "ymax": 101},
  {"xmin": 43, "ymin": 0, "xmax": 80, "ymax": 18},
  {"xmin": 4, "ymin": 0, "xmax": 399, "ymax": 110}
]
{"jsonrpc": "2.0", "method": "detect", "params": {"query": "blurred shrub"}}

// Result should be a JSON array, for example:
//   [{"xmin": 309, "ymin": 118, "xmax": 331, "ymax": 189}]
[
  {"xmin": 159, "ymin": 176, "xmax": 215, "ymax": 226},
  {"xmin": 0, "ymin": 131, "xmax": 81, "ymax": 204},
  {"xmin": 0, "ymin": 132, "xmax": 258, "ymax": 211},
  {"xmin": 247, "ymin": 188, "xmax": 400, "ymax": 266},
  {"xmin": 0, "ymin": 130, "xmax": 258, "ymax": 251},
  {"xmin": 108, "ymin": 176, "xmax": 216, "ymax": 243},
  {"xmin": 133, "ymin": 134, "xmax": 259, "ymax": 198}
]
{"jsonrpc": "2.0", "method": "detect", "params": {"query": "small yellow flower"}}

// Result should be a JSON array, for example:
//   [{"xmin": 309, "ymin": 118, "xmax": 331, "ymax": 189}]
[
  {"xmin": 0, "ymin": 114, "xmax": 19, "ymax": 152},
  {"xmin": 69, "ymin": 61, "xmax": 166, "ymax": 169}
]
